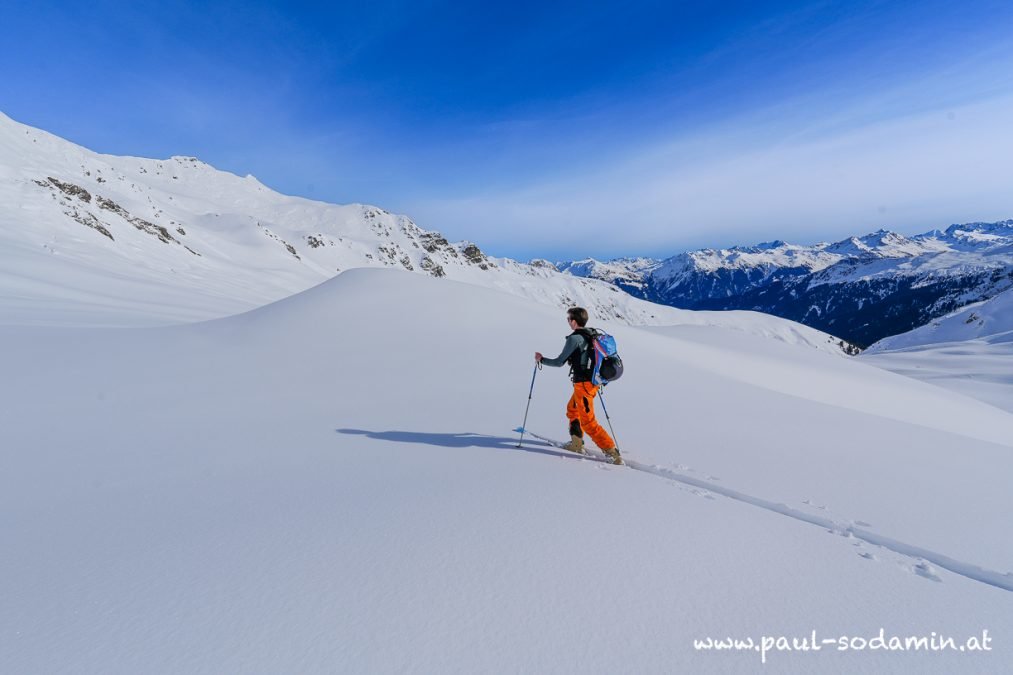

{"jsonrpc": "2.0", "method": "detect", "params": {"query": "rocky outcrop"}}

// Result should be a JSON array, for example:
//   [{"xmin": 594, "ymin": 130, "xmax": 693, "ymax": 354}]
[
  {"xmin": 97, "ymin": 196, "xmax": 181, "ymax": 245},
  {"xmin": 419, "ymin": 232, "xmax": 458, "ymax": 258},
  {"xmin": 65, "ymin": 207, "xmax": 113, "ymax": 241},
  {"xmin": 420, "ymin": 256, "xmax": 445, "ymax": 278},
  {"xmin": 48, "ymin": 177, "xmax": 92, "ymax": 203},
  {"xmin": 529, "ymin": 259, "xmax": 558, "ymax": 271},
  {"xmin": 461, "ymin": 243, "xmax": 493, "ymax": 270}
]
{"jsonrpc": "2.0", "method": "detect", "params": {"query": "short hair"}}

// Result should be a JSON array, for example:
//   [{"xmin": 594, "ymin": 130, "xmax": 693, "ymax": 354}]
[{"xmin": 567, "ymin": 307, "xmax": 589, "ymax": 327}]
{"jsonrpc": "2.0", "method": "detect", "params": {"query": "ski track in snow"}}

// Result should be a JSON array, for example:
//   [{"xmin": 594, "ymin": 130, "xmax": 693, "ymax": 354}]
[
  {"xmin": 520, "ymin": 430, "xmax": 1013, "ymax": 594},
  {"xmin": 626, "ymin": 458, "xmax": 1013, "ymax": 593}
]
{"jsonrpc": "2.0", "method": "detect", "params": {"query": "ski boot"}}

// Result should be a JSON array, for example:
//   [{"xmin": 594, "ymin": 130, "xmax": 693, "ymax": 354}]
[
  {"xmin": 561, "ymin": 435, "xmax": 585, "ymax": 454},
  {"xmin": 601, "ymin": 447, "xmax": 623, "ymax": 465}
]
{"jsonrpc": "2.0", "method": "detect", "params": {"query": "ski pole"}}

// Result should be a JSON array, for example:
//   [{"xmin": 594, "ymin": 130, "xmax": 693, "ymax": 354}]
[
  {"xmin": 598, "ymin": 385, "xmax": 620, "ymax": 450},
  {"xmin": 517, "ymin": 361, "xmax": 541, "ymax": 447}
]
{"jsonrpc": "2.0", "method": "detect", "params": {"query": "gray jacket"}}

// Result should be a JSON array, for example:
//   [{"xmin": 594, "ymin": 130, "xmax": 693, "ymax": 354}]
[{"xmin": 540, "ymin": 333, "xmax": 584, "ymax": 368}]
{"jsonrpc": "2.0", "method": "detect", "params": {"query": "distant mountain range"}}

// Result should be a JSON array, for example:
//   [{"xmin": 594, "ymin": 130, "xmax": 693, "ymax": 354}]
[{"xmin": 556, "ymin": 223, "xmax": 1013, "ymax": 347}]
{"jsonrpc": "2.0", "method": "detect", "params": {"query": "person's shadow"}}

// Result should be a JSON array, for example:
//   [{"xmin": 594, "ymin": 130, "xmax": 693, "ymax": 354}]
[{"xmin": 336, "ymin": 428, "xmax": 569, "ymax": 459}]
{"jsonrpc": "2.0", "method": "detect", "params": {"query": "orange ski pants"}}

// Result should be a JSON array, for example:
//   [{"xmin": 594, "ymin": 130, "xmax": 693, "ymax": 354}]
[{"xmin": 565, "ymin": 382, "xmax": 615, "ymax": 450}]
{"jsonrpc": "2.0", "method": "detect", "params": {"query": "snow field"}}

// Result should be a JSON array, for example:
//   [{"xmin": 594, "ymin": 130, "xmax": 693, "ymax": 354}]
[{"xmin": 2, "ymin": 268, "xmax": 1012, "ymax": 674}]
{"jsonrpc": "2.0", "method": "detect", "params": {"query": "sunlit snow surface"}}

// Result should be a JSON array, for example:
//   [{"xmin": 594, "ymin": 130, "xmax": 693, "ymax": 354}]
[{"xmin": 2, "ymin": 270, "xmax": 1011, "ymax": 674}]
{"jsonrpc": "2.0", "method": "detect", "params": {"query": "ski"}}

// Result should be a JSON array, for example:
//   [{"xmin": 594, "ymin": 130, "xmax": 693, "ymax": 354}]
[{"xmin": 513, "ymin": 428, "xmax": 623, "ymax": 465}]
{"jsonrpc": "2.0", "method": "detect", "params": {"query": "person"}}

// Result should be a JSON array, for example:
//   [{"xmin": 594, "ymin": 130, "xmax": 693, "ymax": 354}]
[{"xmin": 535, "ymin": 307, "xmax": 623, "ymax": 465}]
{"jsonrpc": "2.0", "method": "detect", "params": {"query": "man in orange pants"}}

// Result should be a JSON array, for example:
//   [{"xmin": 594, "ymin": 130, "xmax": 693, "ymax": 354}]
[{"xmin": 535, "ymin": 307, "xmax": 622, "ymax": 465}]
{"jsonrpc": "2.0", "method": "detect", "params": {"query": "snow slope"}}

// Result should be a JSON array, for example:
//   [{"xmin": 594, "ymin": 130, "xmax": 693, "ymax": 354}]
[
  {"xmin": 861, "ymin": 337, "xmax": 1013, "ymax": 414},
  {"xmin": 2, "ymin": 268, "xmax": 1011, "ymax": 674},
  {"xmin": 861, "ymin": 288, "xmax": 1013, "ymax": 412}
]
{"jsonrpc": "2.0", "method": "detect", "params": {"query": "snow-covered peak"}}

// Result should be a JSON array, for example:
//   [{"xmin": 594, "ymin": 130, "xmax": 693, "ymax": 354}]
[
  {"xmin": 822, "ymin": 229, "xmax": 931, "ymax": 258},
  {"xmin": 921, "ymin": 220, "xmax": 1013, "ymax": 251},
  {"xmin": 944, "ymin": 219, "xmax": 1013, "ymax": 237},
  {"xmin": 649, "ymin": 240, "xmax": 839, "ymax": 283},
  {"xmin": 555, "ymin": 257, "xmax": 660, "ymax": 284},
  {"xmin": 527, "ymin": 258, "xmax": 559, "ymax": 271}
]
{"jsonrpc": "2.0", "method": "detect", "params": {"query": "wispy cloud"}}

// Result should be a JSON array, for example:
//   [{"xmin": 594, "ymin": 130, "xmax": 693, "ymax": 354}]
[{"xmin": 409, "ymin": 65, "xmax": 1013, "ymax": 259}]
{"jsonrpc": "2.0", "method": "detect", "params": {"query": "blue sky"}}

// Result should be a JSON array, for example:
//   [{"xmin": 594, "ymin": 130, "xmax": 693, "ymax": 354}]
[{"xmin": 3, "ymin": 0, "xmax": 1013, "ymax": 259}]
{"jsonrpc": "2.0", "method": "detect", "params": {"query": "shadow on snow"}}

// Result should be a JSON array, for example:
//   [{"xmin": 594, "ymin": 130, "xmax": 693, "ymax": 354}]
[{"xmin": 336, "ymin": 428, "xmax": 568, "ymax": 459}]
